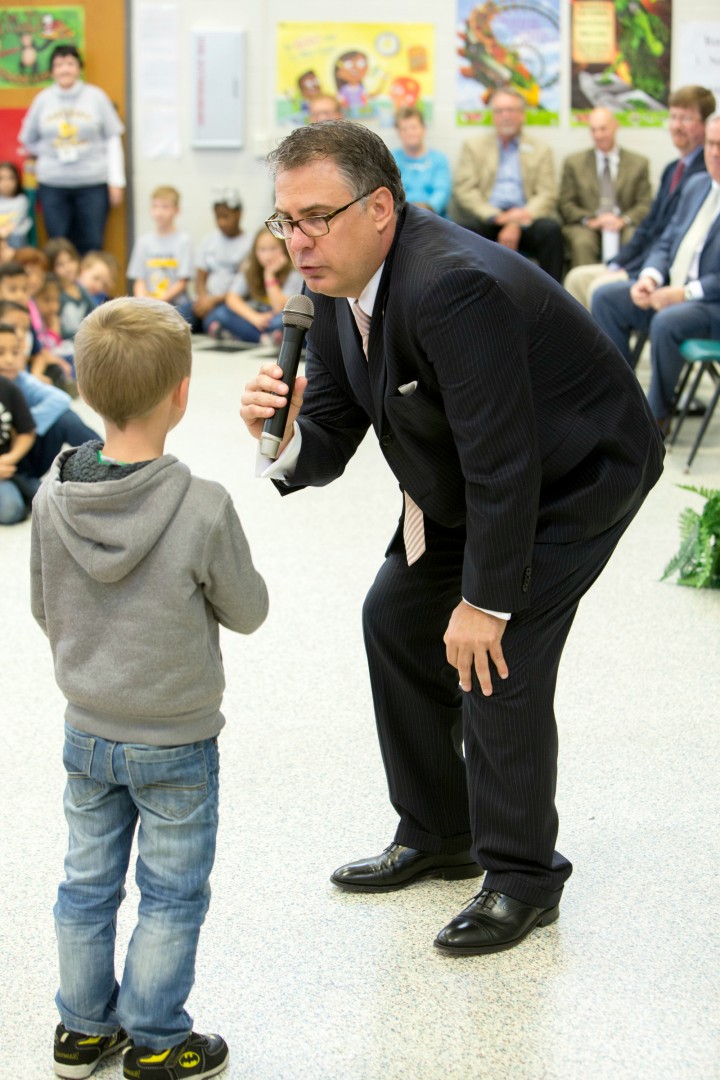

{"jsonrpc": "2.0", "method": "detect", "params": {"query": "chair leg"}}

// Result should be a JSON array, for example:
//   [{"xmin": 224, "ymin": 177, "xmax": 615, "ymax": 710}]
[
  {"xmin": 667, "ymin": 362, "xmax": 693, "ymax": 420},
  {"xmin": 668, "ymin": 364, "xmax": 706, "ymax": 448},
  {"xmin": 684, "ymin": 379, "xmax": 720, "ymax": 472}
]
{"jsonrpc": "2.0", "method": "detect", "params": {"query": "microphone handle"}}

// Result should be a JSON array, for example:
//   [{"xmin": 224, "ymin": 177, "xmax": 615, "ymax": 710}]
[{"xmin": 259, "ymin": 324, "xmax": 308, "ymax": 459}]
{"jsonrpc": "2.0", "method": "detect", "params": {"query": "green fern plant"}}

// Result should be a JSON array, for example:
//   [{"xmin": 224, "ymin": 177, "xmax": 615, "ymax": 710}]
[{"xmin": 662, "ymin": 485, "xmax": 720, "ymax": 589}]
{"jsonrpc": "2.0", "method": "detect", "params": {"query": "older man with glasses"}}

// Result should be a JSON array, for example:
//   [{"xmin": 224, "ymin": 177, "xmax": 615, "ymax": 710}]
[{"xmin": 448, "ymin": 87, "xmax": 564, "ymax": 281}]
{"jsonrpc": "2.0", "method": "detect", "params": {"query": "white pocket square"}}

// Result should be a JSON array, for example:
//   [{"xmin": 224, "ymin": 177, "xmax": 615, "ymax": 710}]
[{"xmin": 398, "ymin": 380, "xmax": 418, "ymax": 396}]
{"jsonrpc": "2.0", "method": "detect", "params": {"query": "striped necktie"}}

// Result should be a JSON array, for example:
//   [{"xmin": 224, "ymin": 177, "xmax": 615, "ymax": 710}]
[{"xmin": 352, "ymin": 300, "xmax": 426, "ymax": 566}]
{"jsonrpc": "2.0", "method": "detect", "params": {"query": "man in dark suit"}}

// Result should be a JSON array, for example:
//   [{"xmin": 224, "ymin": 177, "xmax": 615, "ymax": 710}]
[
  {"xmin": 565, "ymin": 85, "xmax": 714, "ymax": 308},
  {"xmin": 241, "ymin": 121, "xmax": 664, "ymax": 956},
  {"xmin": 592, "ymin": 113, "xmax": 720, "ymax": 431}
]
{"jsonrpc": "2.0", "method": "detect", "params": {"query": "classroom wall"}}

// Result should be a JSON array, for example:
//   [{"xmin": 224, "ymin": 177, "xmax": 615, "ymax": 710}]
[{"xmin": 129, "ymin": 0, "xmax": 720, "ymax": 256}]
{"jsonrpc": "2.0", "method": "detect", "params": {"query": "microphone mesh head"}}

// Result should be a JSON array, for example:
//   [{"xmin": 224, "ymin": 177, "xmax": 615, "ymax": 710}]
[{"xmin": 282, "ymin": 294, "xmax": 315, "ymax": 330}]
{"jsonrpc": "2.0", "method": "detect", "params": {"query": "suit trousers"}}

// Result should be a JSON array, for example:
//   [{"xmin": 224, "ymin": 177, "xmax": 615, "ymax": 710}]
[
  {"xmin": 362, "ymin": 510, "xmax": 637, "ymax": 909},
  {"xmin": 465, "ymin": 218, "xmax": 565, "ymax": 282},
  {"xmin": 591, "ymin": 282, "xmax": 714, "ymax": 418}
]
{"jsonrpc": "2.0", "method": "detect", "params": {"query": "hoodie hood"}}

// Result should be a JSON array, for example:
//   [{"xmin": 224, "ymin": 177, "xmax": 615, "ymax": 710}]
[{"xmin": 45, "ymin": 448, "xmax": 192, "ymax": 583}]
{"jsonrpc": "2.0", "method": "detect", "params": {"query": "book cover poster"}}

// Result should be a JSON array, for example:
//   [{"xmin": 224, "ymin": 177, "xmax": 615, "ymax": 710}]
[
  {"xmin": 0, "ymin": 7, "xmax": 84, "ymax": 89},
  {"xmin": 276, "ymin": 22, "xmax": 435, "ymax": 128},
  {"xmin": 456, "ymin": 0, "xmax": 561, "ymax": 126},
  {"xmin": 571, "ymin": 0, "xmax": 671, "ymax": 126}
]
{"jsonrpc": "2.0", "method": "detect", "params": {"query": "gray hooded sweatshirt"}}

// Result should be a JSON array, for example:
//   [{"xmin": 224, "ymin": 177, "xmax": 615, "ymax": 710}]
[{"xmin": 30, "ymin": 447, "xmax": 268, "ymax": 745}]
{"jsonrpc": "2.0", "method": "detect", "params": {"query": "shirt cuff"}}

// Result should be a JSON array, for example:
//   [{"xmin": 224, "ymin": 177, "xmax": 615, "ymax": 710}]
[
  {"xmin": 639, "ymin": 267, "xmax": 664, "ymax": 286},
  {"xmin": 256, "ymin": 421, "xmax": 301, "ymax": 479},
  {"xmin": 684, "ymin": 280, "xmax": 704, "ymax": 300},
  {"xmin": 106, "ymin": 135, "xmax": 126, "ymax": 187},
  {"xmin": 462, "ymin": 597, "xmax": 511, "ymax": 621}
]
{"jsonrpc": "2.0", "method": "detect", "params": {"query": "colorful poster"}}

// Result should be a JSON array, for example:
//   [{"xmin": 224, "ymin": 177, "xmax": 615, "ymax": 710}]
[
  {"xmin": 0, "ymin": 7, "xmax": 84, "ymax": 89},
  {"xmin": 455, "ymin": 1, "xmax": 561, "ymax": 127},
  {"xmin": 276, "ymin": 23, "xmax": 434, "ymax": 128},
  {"xmin": 571, "ymin": 0, "xmax": 671, "ymax": 126}
]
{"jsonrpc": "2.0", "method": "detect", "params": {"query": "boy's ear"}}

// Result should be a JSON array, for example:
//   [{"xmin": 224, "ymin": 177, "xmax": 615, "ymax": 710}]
[{"xmin": 173, "ymin": 375, "xmax": 190, "ymax": 411}]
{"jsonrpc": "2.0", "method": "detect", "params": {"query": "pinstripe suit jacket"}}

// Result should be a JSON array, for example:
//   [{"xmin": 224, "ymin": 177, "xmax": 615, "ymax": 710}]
[{"xmin": 284, "ymin": 207, "xmax": 664, "ymax": 613}]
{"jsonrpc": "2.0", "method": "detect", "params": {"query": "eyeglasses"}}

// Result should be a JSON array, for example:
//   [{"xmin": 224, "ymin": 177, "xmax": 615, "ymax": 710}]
[{"xmin": 265, "ymin": 190, "xmax": 376, "ymax": 239}]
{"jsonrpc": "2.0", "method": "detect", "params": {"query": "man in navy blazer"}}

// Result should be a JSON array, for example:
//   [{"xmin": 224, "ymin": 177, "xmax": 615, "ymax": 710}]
[
  {"xmin": 564, "ymin": 84, "xmax": 713, "ymax": 308},
  {"xmin": 241, "ymin": 121, "xmax": 664, "ymax": 956},
  {"xmin": 592, "ymin": 113, "xmax": 720, "ymax": 427}
]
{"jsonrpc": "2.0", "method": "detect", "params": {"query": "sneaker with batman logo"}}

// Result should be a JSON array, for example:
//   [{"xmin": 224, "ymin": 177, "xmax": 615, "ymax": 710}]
[
  {"xmin": 122, "ymin": 1032, "xmax": 229, "ymax": 1079},
  {"xmin": 54, "ymin": 1023, "xmax": 129, "ymax": 1078}
]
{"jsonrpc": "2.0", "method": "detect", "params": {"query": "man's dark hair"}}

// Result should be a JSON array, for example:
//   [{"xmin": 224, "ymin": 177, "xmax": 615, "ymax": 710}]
[
  {"xmin": 668, "ymin": 86, "xmax": 716, "ymax": 122},
  {"xmin": 267, "ymin": 120, "xmax": 406, "ymax": 214},
  {"xmin": 0, "ymin": 261, "xmax": 28, "ymax": 282},
  {"xmin": 50, "ymin": 44, "xmax": 83, "ymax": 69}
]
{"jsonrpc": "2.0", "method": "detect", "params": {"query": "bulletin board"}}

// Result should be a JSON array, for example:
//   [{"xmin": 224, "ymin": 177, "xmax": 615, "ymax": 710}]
[{"xmin": 0, "ymin": 1, "xmax": 129, "ymax": 280}]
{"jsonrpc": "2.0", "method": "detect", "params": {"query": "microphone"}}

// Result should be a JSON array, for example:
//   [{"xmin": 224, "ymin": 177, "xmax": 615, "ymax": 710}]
[{"xmin": 260, "ymin": 294, "xmax": 315, "ymax": 459}]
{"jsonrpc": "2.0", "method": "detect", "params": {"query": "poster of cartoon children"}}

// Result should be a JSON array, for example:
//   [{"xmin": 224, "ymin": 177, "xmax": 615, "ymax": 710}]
[
  {"xmin": 0, "ymin": 7, "xmax": 84, "ymax": 88},
  {"xmin": 571, "ymin": 0, "xmax": 671, "ymax": 126},
  {"xmin": 276, "ymin": 23, "xmax": 435, "ymax": 127},
  {"xmin": 455, "ymin": 0, "xmax": 561, "ymax": 126}
]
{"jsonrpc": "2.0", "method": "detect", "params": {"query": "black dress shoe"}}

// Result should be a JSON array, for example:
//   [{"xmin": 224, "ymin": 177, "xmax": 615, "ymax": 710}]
[
  {"xmin": 434, "ymin": 888, "xmax": 559, "ymax": 955},
  {"xmin": 330, "ymin": 843, "xmax": 483, "ymax": 892}
]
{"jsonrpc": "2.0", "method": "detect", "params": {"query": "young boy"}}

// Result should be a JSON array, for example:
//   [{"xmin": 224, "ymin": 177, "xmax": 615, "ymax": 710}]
[
  {"xmin": 0, "ymin": 299, "xmax": 98, "ymax": 493},
  {"xmin": 128, "ymin": 186, "xmax": 193, "ymax": 321},
  {"xmin": 31, "ymin": 297, "xmax": 268, "ymax": 1080},
  {"xmin": 78, "ymin": 250, "xmax": 118, "ymax": 304},
  {"xmin": 192, "ymin": 189, "xmax": 251, "ymax": 332},
  {"xmin": 0, "ymin": 325, "xmax": 35, "ymax": 524}
]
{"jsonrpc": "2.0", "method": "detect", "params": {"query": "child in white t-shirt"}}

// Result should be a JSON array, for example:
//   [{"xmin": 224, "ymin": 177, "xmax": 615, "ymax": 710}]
[{"xmin": 193, "ymin": 189, "xmax": 252, "ymax": 333}]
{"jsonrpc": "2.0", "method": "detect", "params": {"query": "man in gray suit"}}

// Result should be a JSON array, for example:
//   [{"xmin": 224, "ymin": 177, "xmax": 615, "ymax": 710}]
[
  {"xmin": 593, "ymin": 113, "xmax": 720, "ymax": 431},
  {"xmin": 449, "ymin": 88, "xmax": 564, "ymax": 280},
  {"xmin": 559, "ymin": 107, "xmax": 651, "ymax": 268}
]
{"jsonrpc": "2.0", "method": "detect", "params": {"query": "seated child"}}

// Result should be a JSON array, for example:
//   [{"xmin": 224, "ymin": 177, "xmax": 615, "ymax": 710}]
[
  {"xmin": 0, "ymin": 162, "xmax": 32, "ymax": 249},
  {"xmin": 128, "ymin": 185, "xmax": 193, "ymax": 321},
  {"xmin": 30, "ymin": 296, "xmax": 268, "ymax": 1080},
  {"xmin": 78, "ymin": 250, "xmax": 119, "ymax": 305},
  {"xmin": 208, "ymin": 227, "xmax": 304, "ymax": 344},
  {"xmin": 0, "ymin": 298, "xmax": 98, "ymax": 497},
  {"xmin": 0, "ymin": 263, "xmax": 71, "ymax": 387},
  {"xmin": 45, "ymin": 238, "xmax": 94, "ymax": 340},
  {"xmin": 14, "ymin": 245, "xmax": 49, "ymax": 337},
  {"xmin": 193, "ymin": 189, "xmax": 251, "ymax": 332},
  {"xmin": 33, "ymin": 274, "xmax": 63, "ymax": 351},
  {"xmin": 0, "ymin": 331, "xmax": 36, "ymax": 524}
]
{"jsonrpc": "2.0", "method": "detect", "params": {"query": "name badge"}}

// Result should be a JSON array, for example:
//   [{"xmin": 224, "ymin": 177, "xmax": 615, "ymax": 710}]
[{"xmin": 57, "ymin": 144, "xmax": 79, "ymax": 164}]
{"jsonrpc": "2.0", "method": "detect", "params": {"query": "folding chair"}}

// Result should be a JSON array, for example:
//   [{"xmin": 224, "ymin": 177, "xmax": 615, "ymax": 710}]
[{"xmin": 667, "ymin": 338, "xmax": 720, "ymax": 472}]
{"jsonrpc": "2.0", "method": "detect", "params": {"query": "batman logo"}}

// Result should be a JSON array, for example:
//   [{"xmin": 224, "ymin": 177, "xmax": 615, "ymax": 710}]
[{"xmin": 179, "ymin": 1051, "xmax": 201, "ymax": 1068}]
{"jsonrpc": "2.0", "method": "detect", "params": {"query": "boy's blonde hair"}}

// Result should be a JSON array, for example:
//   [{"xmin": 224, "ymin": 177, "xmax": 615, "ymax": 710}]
[
  {"xmin": 81, "ymin": 249, "xmax": 120, "ymax": 276},
  {"xmin": 151, "ymin": 185, "xmax": 181, "ymax": 206},
  {"xmin": 74, "ymin": 297, "xmax": 191, "ymax": 429}
]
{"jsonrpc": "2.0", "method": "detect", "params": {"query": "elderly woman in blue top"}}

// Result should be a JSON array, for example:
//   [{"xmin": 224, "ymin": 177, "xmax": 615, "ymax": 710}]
[
  {"xmin": 19, "ymin": 45, "xmax": 125, "ymax": 255},
  {"xmin": 391, "ymin": 106, "xmax": 452, "ymax": 217}
]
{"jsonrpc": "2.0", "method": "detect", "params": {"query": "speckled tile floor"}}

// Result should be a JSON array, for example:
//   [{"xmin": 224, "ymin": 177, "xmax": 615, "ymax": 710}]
[{"xmin": 3, "ymin": 343, "xmax": 719, "ymax": 1080}]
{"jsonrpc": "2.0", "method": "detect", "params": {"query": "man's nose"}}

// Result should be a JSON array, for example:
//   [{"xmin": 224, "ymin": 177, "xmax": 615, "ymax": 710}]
[{"xmin": 288, "ymin": 227, "xmax": 314, "ymax": 253}]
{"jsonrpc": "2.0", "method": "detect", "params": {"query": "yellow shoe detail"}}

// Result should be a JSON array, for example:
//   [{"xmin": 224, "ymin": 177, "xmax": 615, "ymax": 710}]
[
  {"xmin": 178, "ymin": 1051, "xmax": 201, "ymax": 1068},
  {"xmin": 140, "ymin": 1049, "xmax": 172, "ymax": 1063},
  {"xmin": 78, "ymin": 1036, "xmax": 102, "ymax": 1046}
]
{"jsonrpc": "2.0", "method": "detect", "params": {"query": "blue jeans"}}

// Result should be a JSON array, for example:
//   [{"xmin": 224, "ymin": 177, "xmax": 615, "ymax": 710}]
[
  {"xmin": 55, "ymin": 724, "xmax": 220, "ymax": 1049},
  {"xmin": 38, "ymin": 182, "xmax": 110, "ymax": 255},
  {"xmin": 17, "ymin": 410, "xmax": 100, "ymax": 483},
  {"xmin": 0, "ymin": 479, "xmax": 27, "ymax": 524},
  {"xmin": 209, "ymin": 302, "xmax": 283, "ymax": 343}
]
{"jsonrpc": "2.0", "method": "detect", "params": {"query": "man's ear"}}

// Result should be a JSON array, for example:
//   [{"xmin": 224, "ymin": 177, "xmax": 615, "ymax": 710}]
[{"xmin": 371, "ymin": 187, "xmax": 396, "ymax": 231}]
